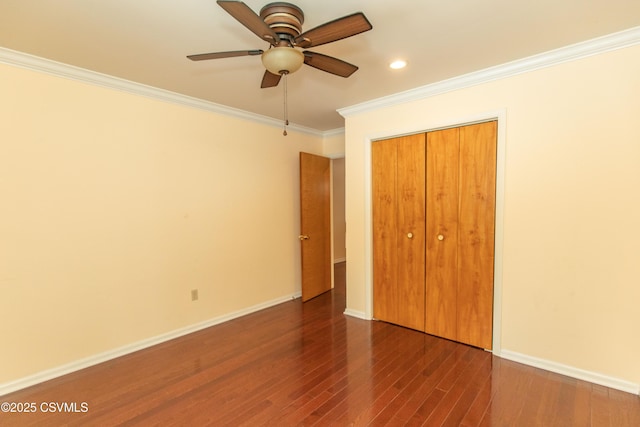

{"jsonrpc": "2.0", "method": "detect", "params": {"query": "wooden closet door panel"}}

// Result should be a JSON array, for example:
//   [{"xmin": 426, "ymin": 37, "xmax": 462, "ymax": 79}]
[
  {"xmin": 372, "ymin": 138, "xmax": 398, "ymax": 323},
  {"xmin": 396, "ymin": 134, "xmax": 426, "ymax": 331},
  {"xmin": 425, "ymin": 128, "xmax": 459, "ymax": 340},
  {"xmin": 457, "ymin": 121, "xmax": 497, "ymax": 349}
]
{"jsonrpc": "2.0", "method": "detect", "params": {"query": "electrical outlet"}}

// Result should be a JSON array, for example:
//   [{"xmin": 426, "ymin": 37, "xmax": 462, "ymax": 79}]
[{"xmin": 191, "ymin": 289, "xmax": 199, "ymax": 301}]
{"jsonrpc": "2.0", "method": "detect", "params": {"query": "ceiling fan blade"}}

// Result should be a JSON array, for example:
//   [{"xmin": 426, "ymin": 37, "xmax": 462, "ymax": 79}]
[
  {"xmin": 294, "ymin": 12, "xmax": 372, "ymax": 48},
  {"xmin": 187, "ymin": 49, "xmax": 263, "ymax": 61},
  {"xmin": 261, "ymin": 70, "xmax": 282, "ymax": 88},
  {"xmin": 303, "ymin": 51, "xmax": 358, "ymax": 77},
  {"xmin": 217, "ymin": 1, "xmax": 280, "ymax": 45}
]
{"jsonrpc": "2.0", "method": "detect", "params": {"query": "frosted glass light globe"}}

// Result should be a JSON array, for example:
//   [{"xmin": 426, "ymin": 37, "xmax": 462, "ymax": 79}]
[{"xmin": 262, "ymin": 47, "xmax": 304, "ymax": 75}]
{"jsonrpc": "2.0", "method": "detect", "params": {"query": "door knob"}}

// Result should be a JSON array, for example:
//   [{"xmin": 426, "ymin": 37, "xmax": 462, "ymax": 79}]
[
  {"xmin": 298, "ymin": 235, "xmax": 310, "ymax": 241},
  {"xmin": 437, "ymin": 234, "xmax": 444, "ymax": 241},
  {"xmin": 407, "ymin": 232, "xmax": 413, "ymax": 239}
]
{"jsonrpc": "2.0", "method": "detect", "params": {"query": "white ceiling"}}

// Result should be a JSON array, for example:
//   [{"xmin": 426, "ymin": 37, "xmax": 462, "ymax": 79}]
[{"xmin": 1, "ymin": 0, "xmax": 639, "ymax": 131}]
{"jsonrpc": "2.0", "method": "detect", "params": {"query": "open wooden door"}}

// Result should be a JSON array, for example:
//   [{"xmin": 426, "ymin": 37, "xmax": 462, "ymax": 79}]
[{"xmin": 299, "ymin": 152, "xmax": 332, "ymax": 301}]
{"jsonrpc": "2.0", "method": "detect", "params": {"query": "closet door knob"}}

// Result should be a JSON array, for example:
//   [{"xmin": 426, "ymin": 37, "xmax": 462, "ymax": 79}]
[
  {"xmin": 437, "ymin": 234, "xmax": 444, "ymax": 241},
  {"xmin": 407, "ymin": 232, "xmax": 413, "ymax": 239}
]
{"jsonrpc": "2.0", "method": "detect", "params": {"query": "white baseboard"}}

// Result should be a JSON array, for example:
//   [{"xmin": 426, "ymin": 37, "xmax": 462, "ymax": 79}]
[
  {"xmin": 0, "ymin": 291, "xmax": 302, "ymax": 397},
  {"xmin": 500, "ymin": 349, "xmax": 640, "ymax": 396},
  {"xmin": 8, "ymin": 301, "xmax": 636, "ymax": 398},
  {"xmin": 343, "ymin": 308, "xmax": 368, "ymax": 320}
]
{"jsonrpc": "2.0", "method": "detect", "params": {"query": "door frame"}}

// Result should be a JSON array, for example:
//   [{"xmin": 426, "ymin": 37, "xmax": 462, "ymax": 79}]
[{"xmin": 362, "ymin": 109, "xmax": 507, "ymax": 355}]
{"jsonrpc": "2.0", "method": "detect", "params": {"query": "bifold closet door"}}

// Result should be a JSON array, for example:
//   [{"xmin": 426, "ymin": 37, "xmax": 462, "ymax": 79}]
[
  {"xmin": 425, "ymin": 121, "xmax": 496, "ymax": 349},
  {"xmin": 457, "ymin": 122, "xmax": 497, "ymax": 349},
  {"xmin": 425, "ymin": 127, "xmax": 460, "ymax": 342},
  {"xmin": 372, "ymin": 134, "xmax": 425, "ymax": 331}
]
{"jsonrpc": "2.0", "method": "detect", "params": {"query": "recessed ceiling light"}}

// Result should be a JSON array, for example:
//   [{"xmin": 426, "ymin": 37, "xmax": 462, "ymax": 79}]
[{"xmin": 389, "ymin": 60, "xmax": 407, "ymax": 70}]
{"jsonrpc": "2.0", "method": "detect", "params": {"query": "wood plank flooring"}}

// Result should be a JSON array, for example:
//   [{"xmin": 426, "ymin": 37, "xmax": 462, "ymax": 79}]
[{"xmin": 2, "ymin": 262, "xmax": 639, "ymax": 426}]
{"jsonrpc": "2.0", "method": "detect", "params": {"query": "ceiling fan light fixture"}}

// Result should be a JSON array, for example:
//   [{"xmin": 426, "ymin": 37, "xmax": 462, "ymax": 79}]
[{"xmin": 262, "ymin": 47, "xmax": 304, "ymax": 75}]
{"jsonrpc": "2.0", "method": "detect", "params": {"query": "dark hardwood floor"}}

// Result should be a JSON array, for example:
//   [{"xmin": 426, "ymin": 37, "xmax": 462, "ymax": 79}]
[{"xmin": 2, "ymin": 262, "xmax": 639, "ymax": 426}]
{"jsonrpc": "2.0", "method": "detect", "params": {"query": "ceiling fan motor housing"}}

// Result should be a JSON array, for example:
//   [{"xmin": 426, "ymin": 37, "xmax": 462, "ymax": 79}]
[{"xmin": 260, "ymin": 2, "xmax": 304, "ymax": 41}]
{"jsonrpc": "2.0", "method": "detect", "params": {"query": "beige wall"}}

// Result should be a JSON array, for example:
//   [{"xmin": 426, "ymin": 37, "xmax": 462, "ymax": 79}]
[
  {"xmin": 322, "ymin": 132, "xmax": 345, "ymax": 158},
  {"xmin": 332, "ymin": 158, "xmax": 346, "ymax": 262},
  {"xmin": 323, "ymin": 132, "xmax": 347, "ymax": 262},
  {"xmin": 0, "ymin": 62, "xmax": 324, "ymax": 384},
  {"xmin": 343, "ymin": 45, "xmax": 640, "ymax": 386}
]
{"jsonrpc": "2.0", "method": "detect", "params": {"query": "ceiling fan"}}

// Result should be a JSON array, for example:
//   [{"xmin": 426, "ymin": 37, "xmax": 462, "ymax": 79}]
[{"xmin": 187, "ymin": 1, "xmax": 373, "ymax": 89}]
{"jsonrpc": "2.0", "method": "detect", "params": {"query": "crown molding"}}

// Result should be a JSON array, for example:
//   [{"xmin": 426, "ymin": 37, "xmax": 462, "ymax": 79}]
[
  {"xmin": 322, "ymin": 127, "xmax": 346, "ymax": 138},
  {"xmin": 0, "ymin": 47, "xmax": 326, "ymax": 137},
  {"xmin": 339, "ymin": 26, "xmax": 640, "ymax": 118},
  {"xmin": 5, "ymin": 26, "xmax": 637, "ymax": 137}
]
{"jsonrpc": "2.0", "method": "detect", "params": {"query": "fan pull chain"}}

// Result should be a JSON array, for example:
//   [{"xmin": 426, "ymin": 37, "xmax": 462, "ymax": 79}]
[{"xmin": 283, "ymin": 72, "xmax": 289, "ymax": 136}]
